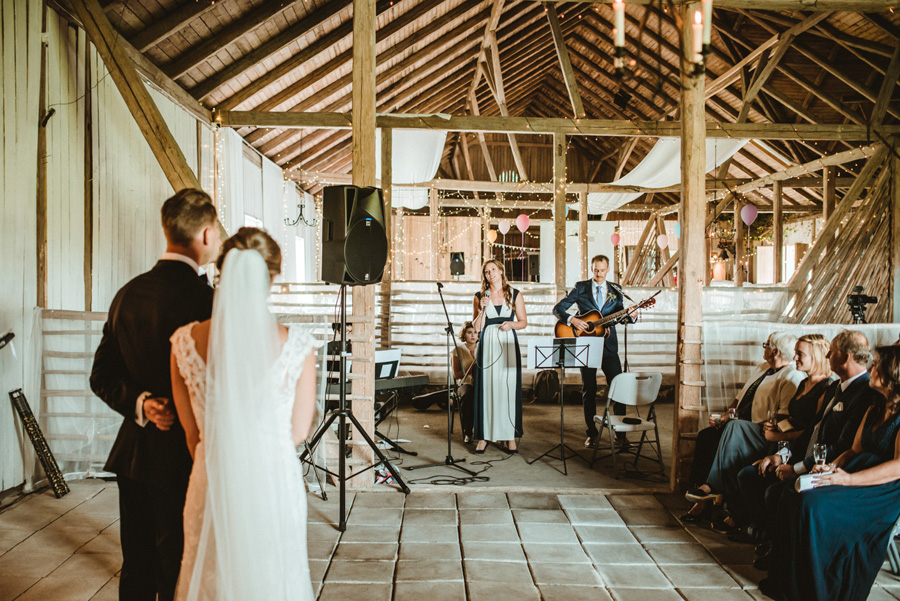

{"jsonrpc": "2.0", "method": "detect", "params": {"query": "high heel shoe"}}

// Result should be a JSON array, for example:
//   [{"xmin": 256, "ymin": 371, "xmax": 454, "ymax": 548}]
[{"xmin": 474, "ymin": 442, "xmax": 487, "ymax": 455}]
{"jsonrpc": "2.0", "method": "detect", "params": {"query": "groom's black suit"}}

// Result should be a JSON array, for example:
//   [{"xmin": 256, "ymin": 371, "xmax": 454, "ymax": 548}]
[{"xmin": 91, "ymin": 260, "xmax": 213, "ymax": 601}]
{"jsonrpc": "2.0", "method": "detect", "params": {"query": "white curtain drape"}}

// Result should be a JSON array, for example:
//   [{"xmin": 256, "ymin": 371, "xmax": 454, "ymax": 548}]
[
  {"xmin": 375, "ymin": 129, "xmax": 446, "ymax": 210},
  {"xmin": 587, "ymin": 137, "xmax": 748, "ymax": 214}
]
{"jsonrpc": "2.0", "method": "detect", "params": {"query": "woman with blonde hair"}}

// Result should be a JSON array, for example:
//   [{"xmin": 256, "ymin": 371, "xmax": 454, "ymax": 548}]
[
  {"xmin": 472, "ymin": 259, "xmax": 527, "ymax": 454},
  {"xmin": 170, "ymin": 227, "xmax": 318, "ymax": 601}
]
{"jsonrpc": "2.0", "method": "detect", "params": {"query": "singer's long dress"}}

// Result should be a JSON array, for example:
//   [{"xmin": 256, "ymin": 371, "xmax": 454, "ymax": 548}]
[
  {"xmin": 473, "ymin": 289, "xmax": 523, "ymax": 442},
  {"xmin": 769, "ymin": 408, "xmax": 900, "ymax": 601}
]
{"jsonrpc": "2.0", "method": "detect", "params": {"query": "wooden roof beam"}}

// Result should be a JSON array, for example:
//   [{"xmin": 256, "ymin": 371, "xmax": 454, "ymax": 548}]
[
  {"xmin": 163, "ymin": 0, "xmax": 303, "ymax": 81},
  {"xmin": 219, "ymin": 111, "xmax": 900, "ymax": 140},
  {"xmin": 545, "ymin": 4, "xmax": 585, "ymax": 119},
  {"xmin": 193, "ymin": 0, "xmax": 355, "ymax": 101},
  {"xmin": 128, "ymin": 0, "xmax": 217, "ymax": 53},
  {"xmin": 524, "ymin": 0, "xmax": 897, "ymax": 10},
  {"xmin": 871, "ymin": 42, "xmax": 900, "ymax": 129}
]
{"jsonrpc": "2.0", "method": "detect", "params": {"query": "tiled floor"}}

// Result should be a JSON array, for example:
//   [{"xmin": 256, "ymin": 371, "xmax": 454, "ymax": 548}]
[{"xmin": 2, "ymin": 480, "xmax": 900, "ymax": 600}]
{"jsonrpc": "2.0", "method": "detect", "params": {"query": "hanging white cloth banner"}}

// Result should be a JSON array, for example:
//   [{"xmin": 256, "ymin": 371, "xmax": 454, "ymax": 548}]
[
  {"xmin": 375, "ymin": 128, "xmax": 447, "ymax": 210},
  {"xmin": 586, "ymin": 137, "xmax": 749, "ymax": 214}
]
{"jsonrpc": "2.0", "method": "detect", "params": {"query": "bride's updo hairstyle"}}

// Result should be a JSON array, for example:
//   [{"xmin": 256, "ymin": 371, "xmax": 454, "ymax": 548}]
[{"xmin": 216, "ymin": 227, "xmax": 282, "ymax": 279}]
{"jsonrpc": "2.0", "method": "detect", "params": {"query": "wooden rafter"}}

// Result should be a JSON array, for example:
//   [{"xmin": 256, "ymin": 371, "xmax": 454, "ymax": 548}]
[
  {"xmin": 128, "ymin": 0, "xmax": 217, "ymax": 53},
  {"xmin": 871, "ymin": 42, "xmax": 900, "ymax": 129},
  {"xmin": 220, "ymin": 111, "xmax": 900, "ymax": 140},
  {"xmin": 193, "ymin": 0, "xmax": 354, "ymax": 100},
  {"xmin": 163, "ymin": 1, "xmax": 301, "ymax": 81},
  {"xmin": 545, "ymin": 4, "xmax": 585, "ymax": 119},
  {"xmin": 70, "ymin": 0, "xmax": 200, "ymax": 192}
]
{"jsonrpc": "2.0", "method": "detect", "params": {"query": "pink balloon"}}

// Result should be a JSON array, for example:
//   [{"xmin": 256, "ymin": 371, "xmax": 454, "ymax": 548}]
[
  {"xmin": 487, "ymin": 229, "xmax": 498, "ymax": 243},
  {"xmin": 610, "ymin": 233, "xmax": 621, "ymax": 247},
  {"xmin": 740, "ymin": 203, "xmax": 758, "ymax": 226},
  {"xmin": 515, "ymin": 214, "xmax": 530, "ymax": 232},
  {"xmin": 657, "ymin": 234, "xmax": 669, "ymax": 250},
  {"xmin": 498, "ymin": 220, "xmax": 511, "ymax": 235}
]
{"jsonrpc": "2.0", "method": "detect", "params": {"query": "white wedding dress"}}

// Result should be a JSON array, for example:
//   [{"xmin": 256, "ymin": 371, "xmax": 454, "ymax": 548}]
[{"xmin": 170, "ymin": 320, "xmax": 317, "ymax": 601}]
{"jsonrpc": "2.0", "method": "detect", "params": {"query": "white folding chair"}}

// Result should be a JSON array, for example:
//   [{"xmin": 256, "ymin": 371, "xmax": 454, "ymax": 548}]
[
  {"xmin": 887, "ymin": 514, "xmax": 900, "ymax": 574},
  {"xmin": 591, "ymin": 372, "xmax": 665, "ymax": 479}
]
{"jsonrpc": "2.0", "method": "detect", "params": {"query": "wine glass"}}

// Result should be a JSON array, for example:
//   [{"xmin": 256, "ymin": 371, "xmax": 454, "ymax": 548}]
[
  {"xmin": 777, "ymin": 441, "xmax": 791, "ymax": 465},
  {"xmin": 813, "ymin": 443, "xmax": 828, "ymax": 469}
]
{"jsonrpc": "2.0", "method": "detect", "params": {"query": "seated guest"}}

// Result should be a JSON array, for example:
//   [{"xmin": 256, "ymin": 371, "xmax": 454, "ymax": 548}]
[
  {"xmin": 716, "ymin": 334, "xmax": 834, "ymax": 535},
  {"xmin": 452, "ymin": 321, "xmax": 478, "ymax": 443},
  {"xmin": 682, "ymin": 332, "xmax": 804, "ymax": 521},
  {"xmin": 760, "ymin": 345, "xmax": 900, "ymax": 601},
  {"xmin": 743, "ymin": 330, "xmax": 878, "ymax": 563}
]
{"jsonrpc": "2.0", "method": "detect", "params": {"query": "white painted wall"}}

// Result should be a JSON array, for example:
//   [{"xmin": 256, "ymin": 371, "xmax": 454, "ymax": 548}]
[
  {"xmin": 0, "ymin": 0, "xmax": 42, "ymax": 492},
  {"xmin": 539, "ymin": 221, "xmax": 618, "ymax": 287}
]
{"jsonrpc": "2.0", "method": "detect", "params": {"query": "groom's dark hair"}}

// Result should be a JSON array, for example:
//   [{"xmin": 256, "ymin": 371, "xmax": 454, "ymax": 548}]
[{"xmin": 161, "ymin": 188, "xmax": 217, "ymax": 246}]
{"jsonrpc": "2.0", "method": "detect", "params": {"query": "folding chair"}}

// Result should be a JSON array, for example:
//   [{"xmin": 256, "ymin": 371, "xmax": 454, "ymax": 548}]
[
  {"xmin": 591, "ymin": 372, "xmax": 665, "ymax": 479},
  {"xmin": 887, "ymin": 513, "xmax": 900, "ymax": 574}
]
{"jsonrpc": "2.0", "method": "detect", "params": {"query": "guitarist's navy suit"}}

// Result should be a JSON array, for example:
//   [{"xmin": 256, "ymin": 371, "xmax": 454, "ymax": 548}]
[
  {"xmin": 553, "ymin": 279, "xmax": 633, "ymax": 439},
  {"xmin": 91, "ymin": 259, "xmax": 213, "ymax": 601}
]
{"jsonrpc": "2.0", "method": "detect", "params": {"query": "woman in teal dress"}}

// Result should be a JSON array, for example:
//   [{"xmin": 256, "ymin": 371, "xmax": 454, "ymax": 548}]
[{"xmin": 762, "ymin": 345, "xmax": 900, "ymax": 601}]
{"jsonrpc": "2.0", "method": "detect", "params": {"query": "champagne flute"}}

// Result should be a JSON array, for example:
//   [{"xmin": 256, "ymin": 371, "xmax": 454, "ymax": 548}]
[
  {"xmin": 813, "ymin": 443, "xmax": 828, "ymax": 469},
  {"xmin": 777, "ymin": 441, "xmax": 791, "ymax": 465}
]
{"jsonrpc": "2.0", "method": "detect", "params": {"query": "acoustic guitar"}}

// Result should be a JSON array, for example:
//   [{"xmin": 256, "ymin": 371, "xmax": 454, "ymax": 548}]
[{"xmin": 554, "ymin": 291, "xmax": 659, "ymax": 338}]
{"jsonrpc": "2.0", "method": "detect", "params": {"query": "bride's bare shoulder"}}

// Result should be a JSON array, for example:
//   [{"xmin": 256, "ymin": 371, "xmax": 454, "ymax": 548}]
[
  {"xmin": 191, "ymin": 320, "xmax": 211, "ymax": 359},
  {"xmin": 277, "ymin": 323, "xmax": 289, "ymax": 345}
]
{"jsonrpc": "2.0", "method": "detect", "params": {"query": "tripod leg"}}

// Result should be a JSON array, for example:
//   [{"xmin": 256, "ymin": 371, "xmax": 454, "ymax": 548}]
[
  {"xmin": 299, "ymin": 412, "xmax": 340, "ymax": 462},
  {"xmin": 346, "ymin": 412, "xmax": 411, "ymax": 494}
]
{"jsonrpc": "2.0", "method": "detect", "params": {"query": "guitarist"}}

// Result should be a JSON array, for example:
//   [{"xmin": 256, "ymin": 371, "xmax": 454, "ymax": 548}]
[{"xmin": 552, "ymin": 255, "xmax": 636, "ymax": 449}]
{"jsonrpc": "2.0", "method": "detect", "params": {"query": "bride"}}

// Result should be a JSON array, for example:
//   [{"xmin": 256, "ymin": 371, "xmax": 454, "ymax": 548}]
[{"xmin": 169, "ymin": 227, "xmax": 319, "ymax": 601}]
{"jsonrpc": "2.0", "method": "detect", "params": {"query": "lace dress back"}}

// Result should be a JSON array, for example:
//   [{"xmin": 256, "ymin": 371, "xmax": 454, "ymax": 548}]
[{"xmin": 170, "ymin": 323, "xmax": 318, "ymax": 601}]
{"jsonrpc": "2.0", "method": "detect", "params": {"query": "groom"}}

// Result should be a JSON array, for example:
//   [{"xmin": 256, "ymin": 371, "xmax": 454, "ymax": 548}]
[{"xmin": 91, "ymin": 189, "xmax": 220, "ymax": 601}]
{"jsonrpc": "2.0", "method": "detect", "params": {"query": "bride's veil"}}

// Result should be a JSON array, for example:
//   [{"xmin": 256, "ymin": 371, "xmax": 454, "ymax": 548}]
[{"xmin": 187, "ymin": 248, "xmax": 295, "ymax": 600}]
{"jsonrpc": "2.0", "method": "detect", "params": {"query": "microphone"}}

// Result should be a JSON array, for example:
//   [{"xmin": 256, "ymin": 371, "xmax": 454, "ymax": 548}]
[{"xmin": 436, "ymin": 281, "xmax": 443, "ymax": 289}]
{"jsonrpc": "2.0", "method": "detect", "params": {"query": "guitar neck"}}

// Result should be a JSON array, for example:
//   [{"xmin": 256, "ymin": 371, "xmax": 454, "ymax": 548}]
[{"xmin": 596, "ymin": 306, "xmax": 633, "ymax": 326}]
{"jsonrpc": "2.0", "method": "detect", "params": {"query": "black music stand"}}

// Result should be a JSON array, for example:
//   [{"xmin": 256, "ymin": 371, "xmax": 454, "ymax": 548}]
[{"xmin": 527, "ymin": 337, "xmax": 602, "ymax": 475}]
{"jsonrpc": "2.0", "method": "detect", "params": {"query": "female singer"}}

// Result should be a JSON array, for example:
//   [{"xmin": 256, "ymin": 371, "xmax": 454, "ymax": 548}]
[
  {"xmin": 452, "ymin": 321, "xmax": 478, "ymax": 443},
  {"xmin": 472, "ymin": 259, "xmax": 527, "ymax": 454}
]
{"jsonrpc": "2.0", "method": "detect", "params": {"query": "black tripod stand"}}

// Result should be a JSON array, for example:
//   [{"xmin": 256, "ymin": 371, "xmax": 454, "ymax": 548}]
[
  {"xmin": 527, "ymin": 339, "xmax": 589, "ymax": 475},
  {"xmin": 407, "ymin": 282, "xmax": 476, "ymax": 477},
  {"xmin": 300, "ymin": 285, "xmax": 410, "ymax": 531}
]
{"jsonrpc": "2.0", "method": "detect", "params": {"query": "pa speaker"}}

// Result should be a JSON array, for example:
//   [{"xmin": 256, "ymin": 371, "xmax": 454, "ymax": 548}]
[
  {"xmin": 450, "ymin": 252, "xmax": 465, "ymax": 276},
  {"xmin": 321, "ymin": 185, "xmax": 388, "ymax": 285}
]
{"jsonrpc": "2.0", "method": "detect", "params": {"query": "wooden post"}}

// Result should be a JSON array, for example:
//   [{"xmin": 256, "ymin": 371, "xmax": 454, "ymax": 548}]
[
  {"xmin": 734, "ymin": 200, "xmax": 744, "ymax": 286},
  {"xmin": 482, "ymin": 207, "xmax": 491, "ymax": 266},
  {"xmin": 672, "ymin": 1, "xmax": 705, "ymax": 491},
  {"xmin": 84, "ymin": 36, "xmax": 93, "ymax": 312},
  {"xmin": 579, "ymin": 191, "xmax": 588, "ymax": 276},
  {"xmin": 773, "ymin": 180, "xmax": 784, "ymax": 283},
  {"xmin": 823, "ymin": 166, "xmax": 836, "ymax": 223},
  {"xmin": 554, "ymin": 131, "xmax": 567, "ymax": 297},
  {"xmin": 893, "ymin": 138, "xmax": 900, "ymax": 322},
  {"xmin": 36, "ymin": 2, "xmax": 48, "ymax": 309},
  {"xmin": 350, "ymin": 0, "xmax": 376, "ymax": 484},
  {"xmin": 379, "ymin": 128, "xmax": 392, "ymax": 349}
]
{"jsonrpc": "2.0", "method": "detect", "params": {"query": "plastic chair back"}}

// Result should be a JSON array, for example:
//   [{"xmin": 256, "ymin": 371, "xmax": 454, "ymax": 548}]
[
  {"xmin": 608, "ymin": 373, "xmax": 638, "ymax": 407},
  {"xmin": 635, "ymin": 373, "xmax": 663, "ymax": 407}
]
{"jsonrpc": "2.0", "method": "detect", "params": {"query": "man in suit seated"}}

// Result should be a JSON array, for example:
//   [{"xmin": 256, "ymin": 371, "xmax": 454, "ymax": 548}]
[{"xmin": 552, "ymin": 254, "xmax": 635, "ymax": 449}]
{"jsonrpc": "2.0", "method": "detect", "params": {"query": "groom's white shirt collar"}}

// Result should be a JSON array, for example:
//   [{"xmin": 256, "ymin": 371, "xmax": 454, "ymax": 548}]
[{"xmin": 161, "ymin": 252, "xmax": 201, "ymax": 275}]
